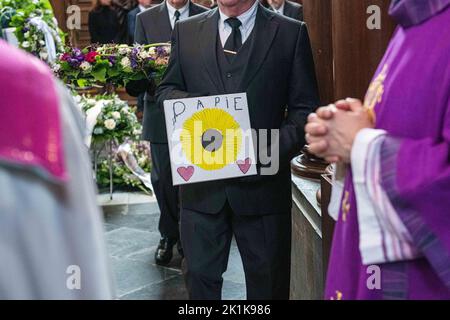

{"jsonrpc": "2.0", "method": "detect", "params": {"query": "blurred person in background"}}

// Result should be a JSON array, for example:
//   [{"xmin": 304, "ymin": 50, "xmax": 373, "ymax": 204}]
[
  {"xmin": 128, "ymin": 0, "xmax": 153, "ymax": 44},
  {"xmin": 266, "ymin": 0, "xmax": 303, "ymax": 21},
  {"xmin": 126, "ymin": 0, "xmax": 208, "ymax": 266},
  {"xmin": 89, "ymin": 0, "xmax": 121, "ymax": 44},
  {"xmin": 114, "ymin": 0, "xmax": 139, "ymax": 44},
  {"xmin": 0, "ymin": 40, "xmax": 114, "ymax": 299},
  {"xmin": 128, "ymin": 0, "xmax": 154, "ymax": 114}
]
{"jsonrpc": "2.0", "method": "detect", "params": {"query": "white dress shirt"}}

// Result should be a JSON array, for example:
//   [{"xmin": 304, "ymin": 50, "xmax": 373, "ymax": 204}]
[
  {"xmin": 166, "ymin": 1, "xmax": 190, "ymax": 29},
  {"xmin": 218, "ymin": 0, "xmax": 259, "ymax": 47},
  {"xmin": 271, "ymin": 2, "xmax": 285, "ymax": 15}
]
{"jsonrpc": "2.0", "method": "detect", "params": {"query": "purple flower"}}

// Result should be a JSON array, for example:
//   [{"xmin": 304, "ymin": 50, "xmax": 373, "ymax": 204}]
[
  {"xmin": 72, "ymin": 48, "xmax": 85, "ymax": 62},
  {"xmin": 108, "ymin": 56, "xmax": 116, "ymax": 65},
  {"xmin": 156, "ymin": 46, "xmax": 166, "ymax": 56},
  {"xmin": 68, "ymin": 58, "xmax": 81, "ymax": 67},
  {"xmin": 131, "ymin": 47, "xmax": 139, "ymax": 69}
]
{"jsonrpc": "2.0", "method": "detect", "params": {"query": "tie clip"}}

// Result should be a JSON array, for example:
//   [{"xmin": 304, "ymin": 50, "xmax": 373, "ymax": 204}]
[{"xmin": 224, "ymin": 49, "xmax": 237, "ymax": 55}]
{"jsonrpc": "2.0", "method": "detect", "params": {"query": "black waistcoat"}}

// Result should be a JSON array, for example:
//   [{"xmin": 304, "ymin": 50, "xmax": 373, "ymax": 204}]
[{"xmin": 216, "ymin": 29, "xmax": 255, "ymax": 93}]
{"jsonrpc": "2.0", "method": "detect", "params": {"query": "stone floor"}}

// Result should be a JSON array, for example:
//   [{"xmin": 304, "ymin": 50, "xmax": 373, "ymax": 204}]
[{"xmin": 100, "ymin": 192, "xmax": 246, "ymax": 300}]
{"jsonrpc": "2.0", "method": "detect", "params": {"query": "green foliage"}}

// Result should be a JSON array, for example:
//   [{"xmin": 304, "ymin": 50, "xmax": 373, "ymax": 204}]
[
  {"xmin": 75, "ymin": 93, "xmax": 151, "ymax": 192},
  {"xmin": 54, "ymin": 44, "xmax": 170, "ymax": 89},
  {"xmin": 75, "ymin": 93, "xmax": 142, "ymax": 145},
  {"xmin": 1, "ymin": 0, "xmax": 65, "ymax": 62},
  {"xmin": 95, "ymin": 141, "xmax": 152, "ymax": 194}
]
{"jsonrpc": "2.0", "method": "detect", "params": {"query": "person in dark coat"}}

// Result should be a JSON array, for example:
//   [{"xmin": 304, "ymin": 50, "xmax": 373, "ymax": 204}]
[
  {"xmin": 89, "ymin": 0, "xmax": 121, "ymax": 44},
  {"xmin": 156, "ymin": 0, "xmax": 319, "ymax": 299},
  {"xmin": 267, "ymin": 0, "xmax": 303, "ymax": 21},
  {"xmin": 126, "ymin": 0, "xmax": 208, "ymax": 266},
  {"xmin": 127, "ymin": 0, "xmax": 153, "ymax": 113},
  {"xmin": 114, "ymin": 0, "xmax": 139, "ymax": 44},
  {"xmin": 127, "ymin": 0, "xmax": 153, "ymax": 44}
]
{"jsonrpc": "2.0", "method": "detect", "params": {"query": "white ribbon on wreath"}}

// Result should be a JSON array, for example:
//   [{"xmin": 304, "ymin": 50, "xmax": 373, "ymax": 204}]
[
  {"xmin": 77, "ymin": 97, "xmax": 153, "ymax": 193},
  {"xmin": 117, "ymin": 142, "xmax": 153, "ymax": 192},
  {"xmin": 29, "ymin": 16, "xmax": 59, "ymax": 63}
]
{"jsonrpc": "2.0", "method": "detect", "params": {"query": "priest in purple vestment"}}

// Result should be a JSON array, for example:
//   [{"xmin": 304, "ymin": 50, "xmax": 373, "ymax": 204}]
[
  {"xmin": 305, "ymin": 0, "xmax": 450, "ymax": 299},
  {"xmin": 0, "ymin": 40, "xmax": 114, "ymax": 299}
]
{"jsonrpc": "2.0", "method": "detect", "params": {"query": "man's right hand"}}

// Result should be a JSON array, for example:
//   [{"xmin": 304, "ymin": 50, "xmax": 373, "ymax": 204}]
[{"xmin": 125, "ymin": 79, "xmax": 154, "ymax": 97}]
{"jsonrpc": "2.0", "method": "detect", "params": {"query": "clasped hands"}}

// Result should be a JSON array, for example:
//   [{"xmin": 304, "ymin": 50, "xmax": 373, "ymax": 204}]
[{"xmin": 305, "ymin": 98, "xmax": 374, "ymax": 164}]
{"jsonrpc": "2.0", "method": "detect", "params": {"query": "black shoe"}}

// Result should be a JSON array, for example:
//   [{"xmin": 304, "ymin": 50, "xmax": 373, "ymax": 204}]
[
  {"xmin": 177, "ymin": 241, "xmax": 184, "ymax": 258},
  {"xmin": 155, "ymin": 237, "xmax": 177, "ymax": 266}
]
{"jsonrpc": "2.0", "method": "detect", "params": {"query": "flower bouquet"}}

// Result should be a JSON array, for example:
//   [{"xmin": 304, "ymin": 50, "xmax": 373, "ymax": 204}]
[
  {"xmin": 54, "ymin": 43, "xmax": 170, "ymax": 89},
  {"xmin": 96, "ymin": 140, "xmax": 152, "ymax": 194},
  {"xmin": 0, "ymin": 0, "xmax": 64, "ymax": 62},
  {"xmin": 75, "ymin": 93, "xmax": 152, "ymax": 194},
  {"xmin": 75, "ymin": 93, "xmax": 142, "ymax": 145}
]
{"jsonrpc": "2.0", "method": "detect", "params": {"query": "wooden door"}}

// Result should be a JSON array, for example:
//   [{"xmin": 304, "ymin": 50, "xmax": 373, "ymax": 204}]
[
  {"xmin": 50, "ymin": 0, "xmax": 94, "ymax": 48},
  {"xmin": 303, "ymin": 0, "xmax": 396, "ymax": 104}
]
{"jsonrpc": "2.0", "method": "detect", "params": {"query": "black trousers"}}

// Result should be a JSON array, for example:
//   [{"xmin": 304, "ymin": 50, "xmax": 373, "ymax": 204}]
[
  {"xmin": 180, "ymin": 202, "xmax": 291, "ymax": 300},
  {"xmin": 150, "ymin": 143, "xmax": 180, "ymax": 239},
  {"xmin": 137, "ymin": 93, "xmax": 145, "ymax": 113}
]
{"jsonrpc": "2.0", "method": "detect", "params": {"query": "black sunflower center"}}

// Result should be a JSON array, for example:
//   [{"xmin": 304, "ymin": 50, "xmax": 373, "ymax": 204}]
[{"xmin": 201, "ymin": 129, "xmax": 223, "ymax": 152}]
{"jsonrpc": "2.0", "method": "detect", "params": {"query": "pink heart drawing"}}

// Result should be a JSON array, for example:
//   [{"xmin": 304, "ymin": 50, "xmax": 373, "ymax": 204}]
[
  {"xmin": 177, "ymin": 166, "xmax": 195, "ymax": 182},
  {"xmin": 237, "ymin": 158, "xmax": 252, "ymax": 174}
]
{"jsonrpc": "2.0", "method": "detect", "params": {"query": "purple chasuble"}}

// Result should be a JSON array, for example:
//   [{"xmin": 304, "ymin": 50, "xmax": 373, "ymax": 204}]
[{"xmin": 325, "ymin": 0, "xmax": 450, "ymax": 300}]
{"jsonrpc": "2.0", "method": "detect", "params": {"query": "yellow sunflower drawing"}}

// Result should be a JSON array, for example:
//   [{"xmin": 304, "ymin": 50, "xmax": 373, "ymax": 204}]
[{"xmin": 180, "ymin": 108, "xmax": 242, "ymax": 171}]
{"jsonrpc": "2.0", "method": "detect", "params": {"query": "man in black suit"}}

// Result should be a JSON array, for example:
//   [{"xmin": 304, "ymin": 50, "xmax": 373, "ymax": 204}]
[
  {"xmin": 267, "ymin": 0, "xmax": 303, "ymax": 21},
  {"xmin": 127, "ymin": 0, "xmax": 153, "ymax": 114},
  {"xmin": 127, "ymin": 0, "xmax": 153, "ymax": 44},
  {"xmin": 127, "ymin": 0, "xmax": 208, "ymax": 266},
  {"xmin": 156, "ymin": 0, "xmax": 319, "ymax": 299}
]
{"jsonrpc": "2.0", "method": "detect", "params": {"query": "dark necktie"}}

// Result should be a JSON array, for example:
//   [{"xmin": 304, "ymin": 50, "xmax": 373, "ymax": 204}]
[
  {"xmin": 174, "ymin": 10, "xmax": 181, "ymax": 23},
  {"xmin": 223, "ymin": 17, "xmax": 242, "ymax": 61}
]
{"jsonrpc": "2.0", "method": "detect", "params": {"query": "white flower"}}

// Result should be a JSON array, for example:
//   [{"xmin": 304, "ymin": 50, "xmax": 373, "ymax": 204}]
[
  {"xmin": 112, "ymin": 111, "xmax": 121, "ymax": 119},
  {"xmin": 118, "ymin": 45, "xmax": 130, "ymax": 55},
  {"xmin": 52, "ymin": 63, "xmax": 61, "ymax": 72},
  {"xmin": 120, "ymin": 57, "xmax": 131, "ymax": 68},
  {"xmin": 138, "ymin": 50, "xmax": 150, "ymax": 59},
  {"xmin": 104, "ymin": 119, "xmax": 116, "ymax": 130},
  {"xmin": 166, "ymin": 46, "xmax": 171, "ymax": 54},
  {"xmin": 22, "ymin": 41, "xmax": 30, "ymax": 48},
  {"xmin": 148, "ymin": 47, "xmax": 156, "ymax": 55},
  {"xmin": 39, "ymin": 40, "xmax": 45, "ymax": 46},
  {"xmin": 39, "ymin": 51, "xmax": 48, "ymax": 60},
  {"xmin": 24, "ymin": 32, "xmax": 30, "ymax": 38},
  {"xmin": 133, "ymin": 128, "xmax": 142, "ymax": 136},
  {"xmin": 80, "ymin": 61, "xmax": 92, "ymax": 72}
]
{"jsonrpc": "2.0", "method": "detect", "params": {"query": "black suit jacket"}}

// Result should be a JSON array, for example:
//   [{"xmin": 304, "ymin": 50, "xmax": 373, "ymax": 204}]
[
  {"xmin": 127, "ymin": 6, "xmax": 141, "ymax": 44},
  {"xmin": 134, "ymin": 1, "xmax": 208, "ymax": 143},
  {"xmin": 156, "ymin": 5, "xmax": 320, "ymax": 215},
  {"xmin": 283, "ymin": 1, "xmax": 304, "ymax": 21}
]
